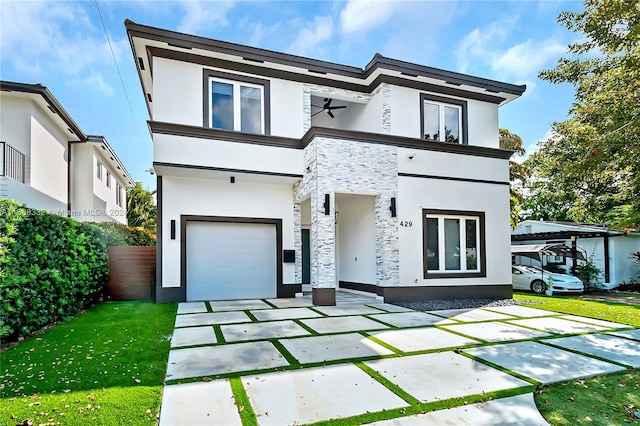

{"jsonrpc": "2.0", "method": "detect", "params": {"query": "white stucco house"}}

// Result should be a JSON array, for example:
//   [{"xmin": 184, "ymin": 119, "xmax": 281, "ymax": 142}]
[
  {"xmin": 512, "ymin": 220, "xmax": 640, "ymax": 288},
  {"xmin": 0, "ymin": 81, "xmax": 133, "ymax": 224},
  {"xmin": 126, "ymin": 20, "xmax": 526, "ymax": 305}
]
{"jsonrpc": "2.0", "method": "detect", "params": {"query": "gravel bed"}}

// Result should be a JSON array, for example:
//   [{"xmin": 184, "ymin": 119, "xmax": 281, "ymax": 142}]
[{"xmin": 394, "ymin": 298, "xmax": 540, "ymax": 312}]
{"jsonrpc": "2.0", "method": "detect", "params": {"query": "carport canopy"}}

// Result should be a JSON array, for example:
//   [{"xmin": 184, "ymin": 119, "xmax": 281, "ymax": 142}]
[{"xmin": 511, "ymin": 243, "xmax": 586, "ymax": 262}]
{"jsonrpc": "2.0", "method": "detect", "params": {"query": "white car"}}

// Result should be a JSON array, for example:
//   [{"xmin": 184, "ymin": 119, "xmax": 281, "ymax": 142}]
[{"xmin": 512, "ymin": 265, "xmax": 584, "ymax": 294}]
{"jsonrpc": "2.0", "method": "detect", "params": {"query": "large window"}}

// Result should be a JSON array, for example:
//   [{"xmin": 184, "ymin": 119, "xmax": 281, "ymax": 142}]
[
  {"xmin": 203, "ymin": 70, "xmax": 270, "ymax": 134},
  {"xmin": 423, "ymin": 209, "xmax": 485, "ymax": 278},
  {"xmin": 116, "ymin": 183, "xmax": 123, "ymax": 208},
  {"xmin": 96, "ymin": 160, "xmax": 103, "ymax": 180},
  {"xmin": 420, "ymin": 94, "xmax": 467, "ymax": 144}
]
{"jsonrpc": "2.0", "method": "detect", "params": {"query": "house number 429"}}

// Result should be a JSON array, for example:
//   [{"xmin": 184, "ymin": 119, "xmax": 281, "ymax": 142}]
[{"xmin": 400, "ymin": 221, "xmax": 413, "ymax": 227}]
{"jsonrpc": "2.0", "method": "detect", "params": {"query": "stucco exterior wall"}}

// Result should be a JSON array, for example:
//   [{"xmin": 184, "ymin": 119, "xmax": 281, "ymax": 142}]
[
  {"xmin": 398, "ymin": 174, "xmax": 512, "ymax": 288},
  {"xmin": 160, "ymin": 175, "xmax": 297, "ymax": 288}
]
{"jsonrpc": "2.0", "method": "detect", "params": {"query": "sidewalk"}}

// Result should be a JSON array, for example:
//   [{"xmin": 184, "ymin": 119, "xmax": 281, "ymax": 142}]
[{"xmin": 159, "ymin": 292, "xmax": 639, "ymax": 425}]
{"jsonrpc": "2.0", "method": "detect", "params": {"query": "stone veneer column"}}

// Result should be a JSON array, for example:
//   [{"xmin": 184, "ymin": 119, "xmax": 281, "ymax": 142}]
[{"xmin": 292, "ymin": 201, "xmax": 302, "ymax": 284}]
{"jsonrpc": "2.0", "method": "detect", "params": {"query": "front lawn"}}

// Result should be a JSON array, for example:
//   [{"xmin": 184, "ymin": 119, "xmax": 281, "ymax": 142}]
[
  {"xmin": 514, "ymin": 292, "xmax": 640, "ymax": 327},
  {"xmin": 536, "ymin": 369, "xmax": 640, "ymax": 425},
  {"xmin": 0, "ymin": 301, "xmax": 176, "ymax": 425}
]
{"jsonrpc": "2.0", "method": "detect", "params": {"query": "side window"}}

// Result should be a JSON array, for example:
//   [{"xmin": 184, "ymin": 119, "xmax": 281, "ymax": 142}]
[
  {"xmin": 423, "ymin": 209, "xmax": 485, "ymax": 278},
  {"xmin": 420, "ymin": 94, "xmax": 467, "ymax": 144},
  {"xmin": 204, "ymin": 70, "xmax": 270, "ymax": 134},
  {"xmin": 96, "ymin": 160, "xmax": 102, "ymax": 180}
]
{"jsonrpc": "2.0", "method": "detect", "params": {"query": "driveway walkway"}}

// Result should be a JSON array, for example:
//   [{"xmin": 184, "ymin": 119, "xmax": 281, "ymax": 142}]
[{"xmin": 160, "ymin": 291, "xmax": 639, "ymax": 425}]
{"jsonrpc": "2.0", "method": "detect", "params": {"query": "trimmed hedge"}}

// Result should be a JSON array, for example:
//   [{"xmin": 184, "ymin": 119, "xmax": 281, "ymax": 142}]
[
  {"xmin": 0, "ymin": 200, "xmax": 108, "ymax": 339},
  {"xmin": 90, "ymin": 221, "xmax": 156, "ymax": 247}
]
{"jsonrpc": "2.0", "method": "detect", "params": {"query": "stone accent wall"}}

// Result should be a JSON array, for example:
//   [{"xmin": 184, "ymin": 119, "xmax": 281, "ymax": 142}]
[
  {"xmin": 302, "ymin": 86, "xmax": 312, "ymax": 132},
  {"xmin": 292, "ymin": 200, "xmax": 302, "ymax": 284},
  {"xmin": 296, "ymin": 136, "xmax": 399, "ymax": 290},
  {"xmin": 381, "ymin": 83, "xmax": 392, "ymax": 134}
]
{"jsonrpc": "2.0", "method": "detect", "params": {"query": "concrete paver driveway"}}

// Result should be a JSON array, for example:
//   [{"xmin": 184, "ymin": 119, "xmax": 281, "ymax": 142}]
[{"xmin": 160, "ymin": 291, "xmax": 638, "ymax": 425}]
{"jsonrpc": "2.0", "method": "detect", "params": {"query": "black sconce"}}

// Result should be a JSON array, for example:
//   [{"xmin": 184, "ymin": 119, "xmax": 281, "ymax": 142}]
[
  {"xmin": 323, "ymin": 194, "xmax": 330, "ymax": 215},
  {"xmin": 230, "ymin": 176, "xmax": 235, "ymax": 183},
  {"xmin": 390, "ymin": 197, "xmax": 397, "ymax": 217},
  {"xmin": 170, "ymin": 220, "xmax": 176, "ymax": 239}
]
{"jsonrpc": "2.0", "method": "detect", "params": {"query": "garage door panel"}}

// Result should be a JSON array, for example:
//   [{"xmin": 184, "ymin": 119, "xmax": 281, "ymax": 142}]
[{"xmin": 186, "ymin": 222, "xmax": 277, "ymax": 301}]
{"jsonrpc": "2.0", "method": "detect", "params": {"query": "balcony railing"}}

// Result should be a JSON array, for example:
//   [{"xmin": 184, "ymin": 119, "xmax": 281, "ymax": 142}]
[{"xmin": 0, "ymin": 141, "xmax": 26, "ymax": 183}]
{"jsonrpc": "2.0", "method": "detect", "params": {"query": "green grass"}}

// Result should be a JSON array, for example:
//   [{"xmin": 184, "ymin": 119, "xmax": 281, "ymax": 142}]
[
  {"xmin": 514, "ymin": 292, "xmax": 640, "ymax": 327},
  {"xmin": 0, "ymin": 301, "xmax": 176, "ymax": 425},
  {"xmin": 535, "ymin": 369, "xmax": 640, "ymax": 425}
]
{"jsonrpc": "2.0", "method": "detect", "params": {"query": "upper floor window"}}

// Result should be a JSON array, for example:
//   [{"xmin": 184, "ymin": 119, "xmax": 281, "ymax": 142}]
[
  {"xmin": 423, "ymin": 209, "xmax": 485, "ymax": 278},
  {"xmin": 106, "ymin": 170, "xmax": 111, "ymax": 188},
  {"xmin": 420, "ymin": 94, "xmax": 467, "ymax": 144},
  {"xmin": 203, "ymin": 70, "xmax": 270, "ymax": 134},
  {"xmin": 116, "ymin": 183, "xmax": 124, "ymax": 207},
  {"xmin": 96, "ymin": 160, "xmax": 103, "ymax": 180}
]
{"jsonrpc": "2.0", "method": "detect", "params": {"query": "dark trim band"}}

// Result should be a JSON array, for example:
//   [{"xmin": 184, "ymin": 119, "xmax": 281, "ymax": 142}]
[
  {"xmin": 399, "ymin": 173, "xmax": 510, "ymax": 186},
  {"xmin": 380, "ymin": 284, "xmax": 512, "ymax": 302},
  {"xmin": 145, "ymin": 47, "xmax": 507, "ymax": 105},
  {"xmin": 125, "ymin": 20, "xmax": 525, "ymax": 96},
  {"xmin": 339, "ymin": 281, "xmax": 382, "ymax": 296},
  {"xmin": 148, "ymin": 120, "xmax": 514, "ymax": 160},
  {"xmin": 153, "ymin": 161, "xmax": 303, "ymax": 179}
]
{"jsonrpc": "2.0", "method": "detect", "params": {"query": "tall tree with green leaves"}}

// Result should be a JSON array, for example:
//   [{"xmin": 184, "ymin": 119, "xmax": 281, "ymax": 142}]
[
  {"xmin": 126, "ymin": 182, "xmax": 156, "ymax": 231},
  {"xmin": 525, "ymin": 0, "xmax": 639, "ymax": 230},
  {"xmin": 499, "ymin": 128, "xmax": 529, "ymax": 229}
]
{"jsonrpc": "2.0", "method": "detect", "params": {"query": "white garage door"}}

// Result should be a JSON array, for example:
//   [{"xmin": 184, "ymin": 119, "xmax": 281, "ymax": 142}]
[{"xmin": 186, "ymin": 221, "xmax": 277, "ymax": 301}]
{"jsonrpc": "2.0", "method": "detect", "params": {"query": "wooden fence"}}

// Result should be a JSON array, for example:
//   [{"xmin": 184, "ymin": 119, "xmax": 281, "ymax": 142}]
[{"xmin": 106, "ymin": 246, "xmax": 156, "ymax": 301}]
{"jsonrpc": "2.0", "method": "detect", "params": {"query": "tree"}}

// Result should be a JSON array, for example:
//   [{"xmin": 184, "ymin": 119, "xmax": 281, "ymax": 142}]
[
  {"xmin": 526, "ymin": 0, "xmax": 640, "ymax": 230},
  {"xmin": 127, "ymin": 182, "xmax": 156, "ymax": 231},
  {"xmin": 499, "ymin": 128, "xmax": 529, "ymax": 229}
]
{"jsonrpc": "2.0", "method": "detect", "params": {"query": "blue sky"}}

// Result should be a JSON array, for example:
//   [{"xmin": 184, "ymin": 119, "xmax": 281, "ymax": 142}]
[{"xmin": 0, "ymin": 0, "xmax": 583, "ymax": 191}]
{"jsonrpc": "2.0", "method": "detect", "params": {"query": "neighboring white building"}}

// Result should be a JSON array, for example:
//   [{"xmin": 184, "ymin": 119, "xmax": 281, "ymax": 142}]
[
  {"xmin": 126, "ymin": 20, "xmax": 526, "ymax": 304},
  {"xmin": 0, "ymin": 81, "xmax": 133, "ymax": 224},
  {"xmin": 513, "ymin": 220, "xmax": 640, "ymax": 289}
]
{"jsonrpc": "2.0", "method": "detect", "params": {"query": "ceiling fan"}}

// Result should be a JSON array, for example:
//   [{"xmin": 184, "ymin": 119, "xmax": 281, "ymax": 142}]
[{"xmin": 312, "ymin": 98, "xmax": 347, "ymax": 118}]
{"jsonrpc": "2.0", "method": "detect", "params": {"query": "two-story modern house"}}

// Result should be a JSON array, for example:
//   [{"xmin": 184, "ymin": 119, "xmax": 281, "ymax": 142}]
[
  {"xmin": 0, "ymin": 81, "xmax": 133, "ymax": 224},
  {"xmin": 126, "ymin": 20, "xmax": 525, "ymax": 305}
]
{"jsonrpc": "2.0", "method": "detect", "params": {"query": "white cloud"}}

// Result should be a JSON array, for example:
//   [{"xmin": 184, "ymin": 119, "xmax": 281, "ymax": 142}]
[
  {"xmin": 0, "ymin": 1, "xmax": 123, "ymax": 77},
  {"xmin": 492, "ymin": 40, "xmax": 566, "ymax": 81},
  {"xmin": 287, "ymin": 16, "xmax": 333, "ymax": 56},
  {"xmin": 339, "ymin": 0, "xmax": 397, "ymax": 35},
  {"xmin": 455, "ymin": 18, "xmax": 566, "ymax": 90},
  {"xmin": 83, "ymin": 73, "xmax": 115, "ymax": 97},
  {"xmin": 176, "ymin": 0, "xmax": 234, "ymax": 35}
]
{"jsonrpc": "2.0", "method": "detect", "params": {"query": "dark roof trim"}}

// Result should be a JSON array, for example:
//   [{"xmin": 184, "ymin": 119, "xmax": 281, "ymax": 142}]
[
  {"xmin": 0, "ymin": 80, "xmax": 86, "ymax": 139},
  {"xmin": 365, "ymin": 55, "xmax": 525, "ymax": 96},
  {"xmin": 148, "ymin": 121, "xmax": 514, "ymax": 160},
  {"xmin": 125, "ymin": 19, "xmax": 525, "ymax": 97},
  {"xmin": 301, "ymin": 127, "xmax": 515, "ymax": 160},
  {"xmin": 149, "ymin": 121, "xmax": 302, "ymax": 149},
  {"xmin": 149, "ymin": 47, "xmax": 506, "ymax": 104},
  {"xmin": 153, "ymin": 161, "xmax": 303, "ymax": 179}
]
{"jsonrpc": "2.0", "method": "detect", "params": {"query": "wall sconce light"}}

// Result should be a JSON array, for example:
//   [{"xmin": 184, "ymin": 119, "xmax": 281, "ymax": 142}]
[
  {"xmin": 390, "ymin": 197, "xmax": 397, "ymax": 217},
  {"xmin": 170, "ymin": 220, "xmax": 176, "ymax": 239},
  {"xmin": 408, "ymin": 153, "xmax": 415, "ymax": 160},
  {"xmin": 323, "ymin": 194, "xmax": 330, "ymax": 215},
  {"xmin": 230, "ymin": 176, "xmax": 235, "ymax": 183},
  {"xmin": 335, "ymin": 211, "xmax": 339, "ymax": 224}
]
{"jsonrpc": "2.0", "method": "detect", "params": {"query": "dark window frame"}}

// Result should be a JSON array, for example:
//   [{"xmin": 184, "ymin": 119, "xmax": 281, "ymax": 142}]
[
  {"xmin": 422, "ymin": 208, "xmax": 486, "ymax": 279},
  {"xmin": 202, "ymin": 69, "xmax": 271, "ymax": 135},
  {"xmin": 420, "ymin": 93, "xmax": 468, "ymax": 145}
]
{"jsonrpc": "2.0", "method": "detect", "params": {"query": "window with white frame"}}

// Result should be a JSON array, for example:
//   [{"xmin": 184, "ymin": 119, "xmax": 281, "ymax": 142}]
[
  {"xmin": 106, "ymin": 170, "xmax": 111, "ymax": 188},
  {"xmin": 420, "ymin": 94, "xmax": 467, "ymax": 144},
  {"xmin": 423, "ymin": 209, "xmax": 485, "ymax": 278},
  {"xmin": 116, "ymin": 183, "xmax": 123, "ymax": 207},
  {"xmin": 204, "ymin": 70, "xmax": 270, "ymax": 134},
  {"xmin": 96, "ymin": 160, "xmax": 103, "ymax": 180}
]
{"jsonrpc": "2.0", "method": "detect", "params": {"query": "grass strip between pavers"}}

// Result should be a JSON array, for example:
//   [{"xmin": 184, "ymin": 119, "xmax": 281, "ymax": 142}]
[
  {"xmin": 306, "ymin": 386, "xmax": 537, "ymax": 426},
  {"xmin": 361, "ymin": 332, "xmax": 404, "ymax": 354},
  {"xmin": 459, "ymin": 351, "xmax": 541, "ymax": 386},
  {"xmin": 270, "ymin": 339, "xmax": 301, "ymax": 367},
  {"xmin": 355, "ymin": 362, "xmax": 421, "ymax": 405},
  {"xmin": 536, "ymin": 339, "xmax": 636, "ymax": 369},
  {"xmin": 293, "ymin": 318, "xmax": 321, "ymax": 335},
  {"xmin": 244, "ymin": 310, "xmax": 260, "ymax": 322},
  {"xmin": 229, "ymin": 376, "xmax": 258, "ymax": 426},
  {"xmin": 213, "ymin": 324, "xmax": 226, "ymax": 343}
]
